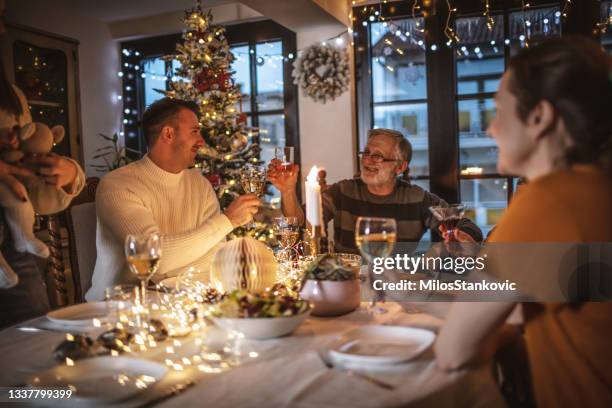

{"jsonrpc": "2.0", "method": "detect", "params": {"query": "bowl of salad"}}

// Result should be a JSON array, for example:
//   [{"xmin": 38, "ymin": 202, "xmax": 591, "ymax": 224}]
[
  {"xmin": 210, "ymin": 290, "xmax": 311, "ymax": 339},
  {"xmin": 300, "ymin": 253, "xmax": 362, "ymax": 317}
]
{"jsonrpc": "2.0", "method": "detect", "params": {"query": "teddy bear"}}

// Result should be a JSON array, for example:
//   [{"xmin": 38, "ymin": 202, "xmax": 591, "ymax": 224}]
[{"xmin": 0, "ymin": 122, "xmax": 65, "ymax": 288}]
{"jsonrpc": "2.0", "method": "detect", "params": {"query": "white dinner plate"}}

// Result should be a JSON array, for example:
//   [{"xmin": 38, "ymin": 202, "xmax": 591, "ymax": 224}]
[
  {"xmin": 328, "ymin": 325, "xmax": 435, "ymax": 366},
  {"xmin": 28, "ymin": 356, "xmax": 167, "ymax": 404},
  {"xmin": 46, "ymin": 301, "xmax": 114, "ymax": 326}
]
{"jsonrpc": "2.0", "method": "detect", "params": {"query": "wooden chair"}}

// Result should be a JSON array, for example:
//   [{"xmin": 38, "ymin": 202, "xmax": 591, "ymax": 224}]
[{"xmin": 46, "ymin": 177, "xmax": 99, "ymax": 307}]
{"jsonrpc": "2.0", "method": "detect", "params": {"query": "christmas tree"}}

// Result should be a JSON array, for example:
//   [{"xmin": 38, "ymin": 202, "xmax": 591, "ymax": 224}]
[{"xmin": 164, "ymin": 2, "xmax": 273, "ymax": 242}]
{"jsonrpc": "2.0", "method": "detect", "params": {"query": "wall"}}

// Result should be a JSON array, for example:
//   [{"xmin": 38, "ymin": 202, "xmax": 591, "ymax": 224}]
[
  {"xmin": 296, "ymin": 24, "xmax": 356, "ymax": 192},
  {"xmin": 5, "ymin": 0, "xmax": 122, "ymax": 177}
]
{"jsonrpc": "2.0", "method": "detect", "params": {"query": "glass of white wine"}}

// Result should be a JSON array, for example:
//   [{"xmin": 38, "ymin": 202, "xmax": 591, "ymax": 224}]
[
  {"xmin": 124, "ymin": 232, "xmax": 162, "ymax": 307},
  {"xmin": 274, "ymin": 216, "xmax": 300, "ymax": 247},
  {"xmin": 240, "ymin": 163, "xmax": 267, "ymax": 228},
  {"xmin": 355, "ymin": 217, "xmax": 397, "ymax": 314},
  {"xmin": 273, "ymin": 216, "xmax": 300, "ymax": 264}
]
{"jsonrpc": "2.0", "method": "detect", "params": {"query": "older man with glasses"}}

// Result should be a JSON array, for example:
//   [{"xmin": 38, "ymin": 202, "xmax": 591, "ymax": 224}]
[{"xmin": 268, "ymin": 128, "xmax": 482, "ymax": 253}]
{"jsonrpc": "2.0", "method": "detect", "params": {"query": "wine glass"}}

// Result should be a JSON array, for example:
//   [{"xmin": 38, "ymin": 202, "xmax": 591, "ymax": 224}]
[
  {"xmin": 273, "ymin": 216, "xmax": 299, "ymax": 247},
  {"xmin": 355, "ymin": 217, "xmax": 397, "ymax": 314},
  {"xmin": 273, "ymin": 216, "xmax": 300, "ymax": 265},
  {"xmin": 124, "ymin": 232, "xmax": 162, "ymax": 307},
  {"xmin": 240, "ymin": 163, "xmax": 267, "ymax": 228},
  {"xmin": 274, "ymin": 146, "xmax": 294, "ymax": 174},
  {"xmin": 429, "ymin": 204, "xmax": 465, "ymax": 242},
  {"xmin": 104, "ymin": 284, "xmax": 136, "ymax": 327}
]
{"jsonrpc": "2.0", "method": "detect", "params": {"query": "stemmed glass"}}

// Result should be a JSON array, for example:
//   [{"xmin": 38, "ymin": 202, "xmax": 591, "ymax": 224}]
[
  {"xmin": 124, "ymin": 232, "xmax": 162, "ymax": 307},
  {"xmin": 240, "ymin": 163, "xmax": 267, "ymax": 228},
  {"xmin": 274, "ymin": 146, "xmax": 294, "ymax": 174},
  {"xmin": 429, "ymin": 204, "xmax": 465, "ymax": 242},
  {"xmin": 355, "ymin": 217, "xmax": 397, "ymax": 314},
  {"xmin": 273, "ymin": 216, "xmax": 300, "ymax": 260}
]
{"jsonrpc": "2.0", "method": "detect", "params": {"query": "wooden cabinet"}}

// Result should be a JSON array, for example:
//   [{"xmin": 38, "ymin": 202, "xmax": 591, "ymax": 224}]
[{"xmin": 1, "ymin": 23, "xmax": 83, "ymax": 165}]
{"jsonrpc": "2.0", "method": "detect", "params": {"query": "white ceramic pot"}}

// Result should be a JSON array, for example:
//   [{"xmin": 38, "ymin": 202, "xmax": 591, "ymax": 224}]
[{"xmin": 300, "ymin": 279, "xmax": 360, "ymax": 317}]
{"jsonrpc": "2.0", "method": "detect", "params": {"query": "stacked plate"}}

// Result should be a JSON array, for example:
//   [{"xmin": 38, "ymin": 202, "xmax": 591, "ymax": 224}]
[
  {"xmin": 327, "ymin": 325, "xmax": 435, "ymax": 369},
  {"xmin": 43, "ymin": 301, "xmax": 119, "ymax": 333},
  {"xmin": 28, "ymin": 356, "xmax": 168, "ymax": 405}
]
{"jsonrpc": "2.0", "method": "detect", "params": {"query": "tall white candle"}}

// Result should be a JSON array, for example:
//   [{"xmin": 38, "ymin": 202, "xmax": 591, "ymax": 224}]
[{"xmin": 305, "ymin": 166, "xmax": 322, "ymax": 226}]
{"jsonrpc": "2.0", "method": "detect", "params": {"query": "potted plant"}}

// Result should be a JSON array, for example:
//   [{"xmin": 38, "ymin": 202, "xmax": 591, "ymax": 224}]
[{"xmin": 300, "ymin": 253, "xmax": 362, "ymax": 317}]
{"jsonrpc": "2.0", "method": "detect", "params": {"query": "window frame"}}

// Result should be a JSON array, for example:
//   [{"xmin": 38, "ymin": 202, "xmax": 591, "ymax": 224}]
[
  {"xmin": 354, "ymin": 0, "xmax": 599, "ymax": 238},
  {"xmin": 119, "ymin": 20, "xmax": 300, "ymax": 169}
]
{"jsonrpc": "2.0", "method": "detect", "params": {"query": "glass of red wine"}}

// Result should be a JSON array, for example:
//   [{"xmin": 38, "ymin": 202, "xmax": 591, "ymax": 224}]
[
  {"xmin": 274, "ymin": 146, "xmax": 294, "ymax": 173},
  {"xmin": 429, "ymin": 204, "xmax": 465, "ymax": 241}
]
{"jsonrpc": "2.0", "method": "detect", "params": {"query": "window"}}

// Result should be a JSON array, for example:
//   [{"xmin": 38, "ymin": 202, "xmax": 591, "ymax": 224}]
[
  {"xmin": 368, "ymin": 17, "xmax": 429, "ymax": 177},
  {"xmin": 227, "ymin": 40, "xmax": 288, "ymax": 206},
  {"xmin": 602, "ymin": 1, "xmax": 612, "ymax": 53},
  {"xmin": 456, "ymin": 7, "xmax": 560, "ymax": 236},
  {"xmin": 355, "ymin": 1, "xmax": 564, "ymax": 240},
  {"xmin": 367, "ymin": 17, "xmax": 431, "ymax": 243},
  {"xmin": 120, "ymin": 21, "xmax": 299, "ymax": 202},
  {"xmin": 141, "ymin": 57, "xmax": 169, "ymax": 108}
]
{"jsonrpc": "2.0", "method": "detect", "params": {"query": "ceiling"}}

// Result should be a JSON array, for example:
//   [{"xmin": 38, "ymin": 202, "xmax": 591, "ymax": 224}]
[
  {"xmin": 34, "ymin": 0, "xmax": 346, "ymax": 30},
  {"xmin": 46, "ymin": 0, "xmax": 235, "ymax": 23}
]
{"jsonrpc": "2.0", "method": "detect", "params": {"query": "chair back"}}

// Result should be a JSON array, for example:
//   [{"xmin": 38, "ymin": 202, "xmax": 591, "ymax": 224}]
[
  {"xmin": 46, "ymin": 177, "xmax": 99, "ymax": 306},
  {"xmin": 66, "ymin": 202, "xmax": 97, "ymax": 299}
]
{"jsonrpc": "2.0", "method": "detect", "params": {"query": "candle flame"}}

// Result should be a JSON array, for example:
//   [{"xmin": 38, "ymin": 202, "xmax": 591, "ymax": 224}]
[{"xmin": 306, "ymin": 166, "xmax": 319, "ymax": 183}]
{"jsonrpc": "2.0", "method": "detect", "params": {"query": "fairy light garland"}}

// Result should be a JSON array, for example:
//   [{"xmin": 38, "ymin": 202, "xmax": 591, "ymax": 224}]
[
  {"xmin": 562, "ymin": 0, "xmax": 572, "ymax": 19},
  {"xmin": 444, "ymin": 0, "xmax": 460, "ymax": 45},
  {"xmin": 484, "ymin": 0, "xmax": 495, "ymax": 31}
]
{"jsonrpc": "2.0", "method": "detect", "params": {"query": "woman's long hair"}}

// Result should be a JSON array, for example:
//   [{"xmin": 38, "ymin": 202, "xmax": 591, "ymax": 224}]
[
  {"xmin": 507, "ymin": 35, "xmax": 612, "ymax": 172},
  {"xmin": 0, "ymin": 61, "xmax": 23, "ymax": 116}
]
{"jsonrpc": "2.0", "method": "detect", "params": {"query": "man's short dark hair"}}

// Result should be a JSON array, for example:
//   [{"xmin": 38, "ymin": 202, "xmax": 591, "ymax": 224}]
[
  {"xmin": 367, "ymin": 128, "xmax": 413, "ymax": 164},
  {"xmin": 141, "ymin": 97, "xmax": 199, "ymax": 146}
]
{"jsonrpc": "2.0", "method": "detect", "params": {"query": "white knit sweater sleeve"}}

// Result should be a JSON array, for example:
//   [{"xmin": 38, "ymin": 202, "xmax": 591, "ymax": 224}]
[{"xmin": 96, "ymin": 176, "xmax": 234, "ymax": 275}]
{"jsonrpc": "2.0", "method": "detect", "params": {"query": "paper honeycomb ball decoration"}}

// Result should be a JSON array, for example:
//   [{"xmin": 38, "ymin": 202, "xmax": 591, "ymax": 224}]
[{"xmin": 210, "ymin": 237, "xmax": 278, "ymax": 293}]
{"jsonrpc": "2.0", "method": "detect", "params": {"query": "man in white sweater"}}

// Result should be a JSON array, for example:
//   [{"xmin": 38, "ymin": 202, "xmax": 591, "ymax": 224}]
[{"xmin": 86, "ymin": 98, "xmax": 259, "ymax": 300}]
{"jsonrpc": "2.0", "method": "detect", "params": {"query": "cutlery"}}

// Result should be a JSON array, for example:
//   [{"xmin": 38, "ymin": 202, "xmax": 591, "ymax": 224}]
[
  {"xmin": 17, "ymin": 326, "xmax": 67, "ymax": 333},
  {"xmin": 17, "ymin": 326, "xmax": 48, "ymax": 333},
  {"xmin": 17, "ymin": 325, "xmax": 91, "ymax": 335}
]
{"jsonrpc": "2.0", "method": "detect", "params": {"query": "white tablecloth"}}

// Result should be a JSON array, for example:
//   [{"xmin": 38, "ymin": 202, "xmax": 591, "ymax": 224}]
[{"xmin": 0, "ymin": 302, "xmax": 505, "ymax": 407}]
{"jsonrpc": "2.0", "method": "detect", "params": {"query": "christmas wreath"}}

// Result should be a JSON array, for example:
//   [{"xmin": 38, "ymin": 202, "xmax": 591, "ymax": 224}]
[{"xmin": 292, "ymin": 44, "xmax": 350, "ymax": 103}]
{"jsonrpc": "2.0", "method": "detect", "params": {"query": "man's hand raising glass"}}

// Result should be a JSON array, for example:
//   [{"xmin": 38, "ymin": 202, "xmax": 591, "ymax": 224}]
[{"xmin": 267, "ymin": 158, "xmax": 299, "ymax": 194}]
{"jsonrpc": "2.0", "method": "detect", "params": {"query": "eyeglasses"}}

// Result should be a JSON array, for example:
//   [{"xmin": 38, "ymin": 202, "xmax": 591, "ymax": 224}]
[{"xmin": 358, "ymin": 150, "xmax": 399, "ymax": 163}]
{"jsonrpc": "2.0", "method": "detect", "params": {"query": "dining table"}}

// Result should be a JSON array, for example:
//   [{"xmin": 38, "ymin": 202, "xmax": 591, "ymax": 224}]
[{"xmin": 0, "ymin": 301, "xmax": 506, "ymax": 407}]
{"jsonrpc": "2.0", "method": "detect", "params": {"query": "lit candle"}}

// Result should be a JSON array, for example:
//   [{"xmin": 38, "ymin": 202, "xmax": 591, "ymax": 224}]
[{"xmin": 305, "ymin": 166, "xmax": 322, "ymax": 226}]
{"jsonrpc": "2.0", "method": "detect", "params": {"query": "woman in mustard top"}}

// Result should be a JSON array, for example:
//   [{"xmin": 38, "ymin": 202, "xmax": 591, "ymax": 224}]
[{"xmin": 435, "ymin": 36, "xmax": 612, "ymax": 407}]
